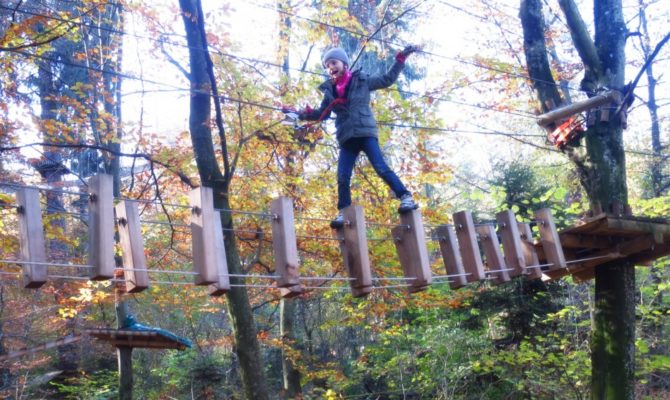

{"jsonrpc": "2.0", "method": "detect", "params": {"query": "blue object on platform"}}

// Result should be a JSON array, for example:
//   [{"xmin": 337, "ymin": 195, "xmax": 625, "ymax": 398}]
[{"xmin": 123, "ymin": 315, "xmax": 192, "ymax": 348}]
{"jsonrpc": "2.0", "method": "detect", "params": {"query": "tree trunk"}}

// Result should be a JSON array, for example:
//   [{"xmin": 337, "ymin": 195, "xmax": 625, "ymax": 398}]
[
  {"xmin": 276, "ymin": 2, "xmax": 303, "ymax": 396},
  {"xmin": 520, "ymin": 1, "xmax": 635, "ymax": 398},
  {"xmin": 178, "ymin": 1, "xmax": 269, "ymax": 399},
  {"xmin": 0, "ymin": 288, "xmax": 10, "ymax": 393},
  {"xmin": 636, "ymin": 1, "xmax": 666, "ymax": 196},
  {"xmin": 592, "ymin": 263, "xmax": 636, "ymax": 399},
  {"xmin": 280, "ymin": 299, "xmax": 302, "ymax": 398},
  {"xmin": 116, "ymin": 302, "xmax": 133, "ymax": 400}
]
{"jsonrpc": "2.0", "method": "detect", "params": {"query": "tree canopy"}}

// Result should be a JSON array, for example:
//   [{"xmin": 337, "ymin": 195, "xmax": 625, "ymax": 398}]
[{"xmin": 0, "ymin": 1, "xmax": 668, "ymax": 399}]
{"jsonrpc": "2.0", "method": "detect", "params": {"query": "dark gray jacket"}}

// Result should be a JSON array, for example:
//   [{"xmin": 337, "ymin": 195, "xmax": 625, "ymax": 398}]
[{"xmin": 300, "ymin": 61, "xmax": 405, "ymax": 145}]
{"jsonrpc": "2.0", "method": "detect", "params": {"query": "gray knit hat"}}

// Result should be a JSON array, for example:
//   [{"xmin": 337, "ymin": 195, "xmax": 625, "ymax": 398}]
[{"xmin": 322, "ymin": 47, "xmax": 349, "ymax": 67}]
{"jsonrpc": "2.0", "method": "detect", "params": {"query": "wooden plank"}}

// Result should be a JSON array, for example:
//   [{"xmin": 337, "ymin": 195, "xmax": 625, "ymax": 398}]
[
  {"xmin": 115, "ymin": 201, "xmax": 149, "ymax": 293},
  {"xmin": 88, "ymin": 174, "xmax": 115, "ymax": 280},
  {"xmin": 564, "ymin": 251, "xmax": 621, "ymax": 282},
  {"xmin": 496, "ymin": 210, "xmax": 525, "ymax": 277},
  {"xmin": 476, "ymin": 224, "xmax": 511, "ymax": 283},
  {"xmin": 208, "ymin": 211, "xmax": 230, "ymax": 296},
  {"xmin": 16, "ymin": 188, "xmax": 48, "ymax": 288},
  {"xmin": 542, "ymin": 234, "xmax": 655, "ymax": 281},
  {"xmin": 559, "ymin": 233, "xmax": 614, "ymax": 249},
  {"xmin": 627, "ymin": 242, "xmax": 670, "ymax": 266},
  {"xmin": 87, "ymin": 330, "xmax": 188, "ymax": 350},
  {"xmin": 534, "ymin": 208, "xmax": 567, "ymax": 271},
  {"xmin": 434, "ymin": 224, "xmax": 468, "ymax": 289},
  {"xmin": 392, "ymin": 209, "xmax": 432, "ymax": 293},
  {"xmin": 270, "ymin": 197, "xmax": 300, "ymax": 288},
  {"xmin": 518, "ymin": 223, "xmax": 542, "ymax": 280},
  {"xmin": 557, "ymin": 214, "xmax": 608, "ymax": 235},
  {"xmin": 605, "ymin": 218, "xmax": 670, "ymax": 242},
  {"xmin": 334, "ymin": 205, "xmax": 372, "ymax": 297},
  {"xmin": 453, "ymin": 211, "xmax": 485, "ymax": 282},
  {"xmin": 562, "ymin": 234, "xmax": 658, "ymax": 281},
  {"xmin": 189, "ymin": 187, "xmax": 225, "ymax": 285},
  {"xmin": 103, "ymin": 340, "xmax": 183, "ymax": 349}
]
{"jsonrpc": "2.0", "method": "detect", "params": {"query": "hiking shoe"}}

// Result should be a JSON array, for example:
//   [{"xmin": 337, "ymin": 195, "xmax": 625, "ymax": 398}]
[
  {"xmin": 330, "ymin": 212, "xmax": 345, "ymax": 229},
  {"xmin": 398, "ymin": 194, "xmax": 419, "ymax": 213}
]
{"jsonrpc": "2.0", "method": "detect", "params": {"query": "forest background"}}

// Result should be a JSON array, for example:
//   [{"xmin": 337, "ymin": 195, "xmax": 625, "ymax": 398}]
[{"xmin": 0, "ymin": 0, "xmax": 668, "ymax": 399}]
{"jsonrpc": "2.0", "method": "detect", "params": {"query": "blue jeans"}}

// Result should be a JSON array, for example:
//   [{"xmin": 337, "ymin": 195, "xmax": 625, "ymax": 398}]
[{"xmin": 337, "ymin": 137, "xmax": 410, "ymax": 210}]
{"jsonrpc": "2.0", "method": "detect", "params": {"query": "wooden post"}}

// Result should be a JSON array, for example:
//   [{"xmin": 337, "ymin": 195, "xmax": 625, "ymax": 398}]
[
  {"xmin": 496, "ymin": 210, "xmax": 525, "ymax": 278},
  {"xmin": 271, "ymin": 197, "xmax": 300, "ymax": 288},
  {"xmin": 392, "ymin": 209, "xmax": 432, "ymax": 293},
  {"xmin": 452, "ymin": 211, "xmax": 485, "ymax": 282},
  {"xmin": 476, "ymin": 225, "xmax": 511, "ymax": 283},
  {"xmin": 208, "ymin": 211, "xmax": 230, "ymax": 296},
  {"xmin": 534, "ymin": 208, "xmax": 566, "ymax": 271},
  {"xmin": 115, "ymin": 201, "xmax": 149, "ymax": 293},
  {"xmin": 536, "ymin": 91, "xmax": 620, "ymax": 127},
  {"xmin": 16, "ymin": 188, "xmax": 47, "ymax": 288},
  {"xmin": 88, "ymin": 174, "xmax": 115, "ymax": 280},
  {"xmin": 434, "ymin": 224, "xmax": 468, "ymax": 289},
  {"xmin": 189, "ymin": 187, "xmax": 229, "ymax": 288},
  {"xmin": 334, "ymin": 205, "xmax": 372, "ymax": 297},
  {"xmin": 517, "ymin": 223, "xmax": 543, "ymax": 279}
]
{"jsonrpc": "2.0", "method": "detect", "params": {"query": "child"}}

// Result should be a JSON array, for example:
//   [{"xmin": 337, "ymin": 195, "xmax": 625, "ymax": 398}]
[{"xmin": 291, "ymin": 45, "xmax": 419, "ymax": 228}]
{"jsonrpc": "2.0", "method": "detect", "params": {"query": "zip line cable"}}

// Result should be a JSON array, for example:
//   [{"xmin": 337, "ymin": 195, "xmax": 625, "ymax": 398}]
[
  {"xmin": 4, "ymin": 43, "xmax": 540, "ymax": 125},
  {"xmin": 7, "ymin": 0, "xmax": 670, "ymax": 132},
  {"xmin": 0, "ymin": 252, "xmax": 618, "ymax": 289},
  {"xmin": 0, "ymin": 8, "xmax": 622, "ymax": 141},
  {"xmin": 0, "ymin": 3, "xmax": 552, "ymax": 120},
  {"xmin": 0, "ymin": 2, "xmax": 585, "ymax": 97},
  {"xmin": 248, "ymin": 0, "xmax": 585, "ymax": 93},
  {"xmin": 2, "ymin": 8, "xmax": 669, "ymax": 180},
  {"xmin": 6, "ymin": 48, "xmax": 667, "ymax": 159}
]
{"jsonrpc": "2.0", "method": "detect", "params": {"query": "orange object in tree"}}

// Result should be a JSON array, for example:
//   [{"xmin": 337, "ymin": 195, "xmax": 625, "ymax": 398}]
[{"xmin": 549, "ymin": 116, "xmax": 585, "ymax": 148}]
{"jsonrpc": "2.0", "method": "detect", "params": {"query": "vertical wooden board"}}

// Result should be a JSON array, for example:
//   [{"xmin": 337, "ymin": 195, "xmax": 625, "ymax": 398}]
[
  {"xmin": 271, "ymin": 197, "xmax": 300, "ymax": 287},
  {"xmin": 208, "ymin": 211, "xmax": 230, "ymax": 296},
  {"xmin": 434, "ymin": 225, "xmax": 468, "ymax": 289},
  {"xmin": 452, "ymin": 211, "xmax": 485, "ymax": 282},
  {"xmin": 392, "ymin": 225, "xmax": 413, "ymax": 289},
  {"xmin": 335, "ymin": 227, "xmax": 371, "ymax": 298},
  {"xmin": 88, "ymin": 174, "xmax": 115, "ymax": 280},
  {"xmin": 335, "ymin": 205, "xmax": 372, "ymax": 297},
  {"xmin": 115, "ymin": 201, "xmax": 149, "ymax": 293},
  {"xmin": 496, "ymin": 210, "xmax": 525, "ymax": 277},
  {"xmin": 189, "ymin": 187, "xmax": 217, "ymax": 285},
  {"xmin": 16, "ymin": 188, "xmax": 47, "ymax": 288},
  {"xmin": 534, "ymin": 208, "xmax": 566, "ymax": 271},
  {"xmin": 476, "ymin": 225, "xmax": 510, "ymax": 284},
  {"xmin": 401, "ymin": 209, "xmax": 432, "ymax": 288},
  {"xmin": 392, "ymin": 209, "xmax": 432, "ymax": 292},
  {"xmin": 518, "ymin": 223, "xmax": 542, "ymax": 280}
]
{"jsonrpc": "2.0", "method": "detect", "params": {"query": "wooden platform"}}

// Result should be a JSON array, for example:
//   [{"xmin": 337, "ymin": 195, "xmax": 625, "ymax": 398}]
[
  {"xmin": 86, "ymin": 329, "xmax": 189, "ymax": 350},
  {"xmin": 536, "ymin": 213, "xmax": 670, "ymax": 282}
]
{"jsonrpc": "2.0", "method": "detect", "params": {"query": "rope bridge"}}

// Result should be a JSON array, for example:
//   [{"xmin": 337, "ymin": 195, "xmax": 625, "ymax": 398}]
[{"xmin": 1, "ymin": 174, "xmax": 669, "ymax": 298}]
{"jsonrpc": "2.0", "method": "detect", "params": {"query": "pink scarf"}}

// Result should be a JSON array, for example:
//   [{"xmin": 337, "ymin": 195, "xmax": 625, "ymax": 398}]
[{"xmin": 335, "ymin": 70, "xmax": 352, "ymax": 98}]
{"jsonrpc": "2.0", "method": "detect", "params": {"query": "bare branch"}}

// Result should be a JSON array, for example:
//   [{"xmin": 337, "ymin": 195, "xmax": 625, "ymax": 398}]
[
  {"xmin": 0, "ymin": 142, "xmax": 197, "ymax": 188},
  {"xmin": 159, "ymin": 34, "xmax": 190, "ymax": 80},
  {"xmin": 557, "ymin": 0, "xmax": 603, "ymax": 92}
]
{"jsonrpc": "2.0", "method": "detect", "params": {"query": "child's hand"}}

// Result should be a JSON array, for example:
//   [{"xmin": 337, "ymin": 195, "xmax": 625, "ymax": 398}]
[
  {"xmin": 400, "ymin": 45, "xmax": 420, "ymax": 57},
  {"xmin": 396, "ymin": 45, "xmax": 420, "ymax": 63},
  {"xmin": 281, "ymin": 105, "xmax": 297, "ymax": 114}
]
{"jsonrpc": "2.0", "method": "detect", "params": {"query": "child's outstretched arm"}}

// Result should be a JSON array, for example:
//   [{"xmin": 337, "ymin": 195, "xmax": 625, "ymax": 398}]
[
  {"xmin": 368, "ymin": 45, "xmax": 420, "ymax": 90},
  {"xmin": 299, "ymin": 95, "xmax": 332, "ymax": 121}
]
